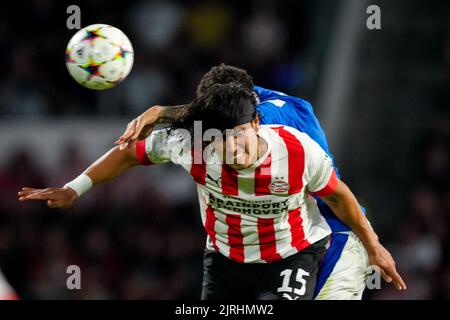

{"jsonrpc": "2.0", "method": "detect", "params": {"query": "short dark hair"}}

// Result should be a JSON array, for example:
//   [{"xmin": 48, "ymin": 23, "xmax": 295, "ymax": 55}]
[
  {"xmin": 173, "ymin": 83, "xmax": 257, "ymax": 139},
  {"xmin": 196, "ymin": 64, "xmax": 254, "ymax": 98}
]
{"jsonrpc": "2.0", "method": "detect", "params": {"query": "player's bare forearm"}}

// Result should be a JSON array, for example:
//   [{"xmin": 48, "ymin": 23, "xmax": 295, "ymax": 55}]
[
  {"xmin": 116, "ymin": 105, "xmax": 187, "ymax": 146},
  {"xmin": 83, "ymin": 143, "xmax": 140, "ymax": 186},
  {"xmin": 321, "ymin": 180, "xmax": 407, "ymax": 290},
  {"xmin": 140, "ymin": 104, "xmax": 187, "ymax": 124},
  {"xmin": 18, "ymin": 143, "xmax": 140, "ymax": 208},
  {"xmin": 321, "ymin": 180, "xmax": 379, "ymax": 250},
  {"xmin": 157, "ymin": 105, "xmax": 187, "ymax": 122}
]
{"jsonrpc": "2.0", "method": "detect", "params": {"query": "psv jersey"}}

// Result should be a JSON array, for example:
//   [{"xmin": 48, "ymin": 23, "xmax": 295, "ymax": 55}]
[
  {"xmin": 254, "ymin": 86, "xmax": 367, "ymax": 232},
  {"xmin": 136, "ymin": 125, "xmax": 338, "ymax": 263}
]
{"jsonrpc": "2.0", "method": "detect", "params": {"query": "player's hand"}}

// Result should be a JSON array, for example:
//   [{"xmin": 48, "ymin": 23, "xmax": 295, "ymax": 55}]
[
  {"xmin": 18, "ymin": 187, "xmax": 78, "ymax": 209},
  {"xmin": 115, "ymin": 106, "xmax": 162, "ymax": 150},
  {"xmin": 367, "ymin": 243, "xmax": 407, "ymax": 290}
]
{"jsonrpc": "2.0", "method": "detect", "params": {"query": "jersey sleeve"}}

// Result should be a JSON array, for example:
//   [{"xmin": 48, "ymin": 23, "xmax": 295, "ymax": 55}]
[
  {"xmin": 135, "ymin": 129, "xmax": 174, "ymax": 165},
  {"xmin": 257, "ymin": 101, "xmax": 286, "ymax": 126},
  {"xmin": 297, "ymin": 131, "xmax": 339, "ymax": 196}
]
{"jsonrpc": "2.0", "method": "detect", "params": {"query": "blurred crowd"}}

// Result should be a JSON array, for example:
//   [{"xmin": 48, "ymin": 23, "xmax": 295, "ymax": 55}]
[
  {"xmin": 370, "ymin": 118, "xmax": 449, "ymax": 299},
  {"xmin": 368, "ymin": 32, "xmax": 450, "ymax": 300},
  {"xmin": 0, "ymin": 146, "xmax": 205, "ymax": 299},
  {"xmin": 0, "ymin": 0, "xmax": 312, "ymax": 117},
  {"xmin": 370, "ymin": 28, "xmax": 450, "ymax": 300},
  {"xmin": 0, "ymin": 0, "xmax": 448, "ymax": 299},
  {"xmin": 0, "ymin": 0, "xmax": 316, "ymax": 298}
]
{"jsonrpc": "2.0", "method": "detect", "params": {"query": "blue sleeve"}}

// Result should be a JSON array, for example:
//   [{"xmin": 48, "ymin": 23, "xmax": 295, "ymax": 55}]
[
  {"xmin": 254, "ymin": 86, "xmax": 267, "ymax": 101},
  {"xmin": 256, "ymin": 102, "xmax": 287, "ymax": 126}
]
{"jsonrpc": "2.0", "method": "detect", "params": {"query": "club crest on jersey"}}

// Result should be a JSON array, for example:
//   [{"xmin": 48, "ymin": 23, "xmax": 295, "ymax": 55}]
[{"xmin": 269, "ymin": 180, "xmax": 290, "ymax": 193}]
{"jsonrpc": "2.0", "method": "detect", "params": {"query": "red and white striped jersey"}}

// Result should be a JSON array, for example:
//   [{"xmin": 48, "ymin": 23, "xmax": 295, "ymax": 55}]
[{"xmin": 136, "ymin": 125, "xmax": 338, "ymax": 263}]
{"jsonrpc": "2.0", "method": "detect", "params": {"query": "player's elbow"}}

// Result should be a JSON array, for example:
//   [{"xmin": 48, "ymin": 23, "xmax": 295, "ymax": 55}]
[{"xmin": 320, "ymin": 180, "xmax": 353, "ymax": 209}]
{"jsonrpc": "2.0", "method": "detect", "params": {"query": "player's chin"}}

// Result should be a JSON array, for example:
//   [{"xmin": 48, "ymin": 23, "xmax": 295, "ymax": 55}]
[{"xmin": 228, "ymin": 162, "xmax": 250, "ymax": 170}]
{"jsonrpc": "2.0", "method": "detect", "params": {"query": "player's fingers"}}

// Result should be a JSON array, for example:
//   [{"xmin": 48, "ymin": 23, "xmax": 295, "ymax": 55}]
[
  {"xmin": 382, "ymin": 253, "xmax": 407, "ymax": 290},
  {"xmin": 18, "ymin": 190, "xmax": 38, "ymax": 196},
  {"xmin": 22, "ymin": 191, "xmax": 58, "ymax": 201},
  {"xmin": 379, "ymin": 267, "xmax": 392, "ymax": 284},
  {"xmin": 21, "ymin": 194, "xmax": 50, "ymax": 201},
  {"xmin": 115, "ymin": 132, "xmax": 130, "ymax": 145},
  {"xmin": 18, "ymin": 188, "xmax": 50, "ymax": 198},
  {"xmin": 115, "ymin": 120, "xmax": 137, "ymax": 144},
  {"xmin": 130, "ymin": 118, "xmax": 143, "ymax": 141},
  {"xmin": 19, "ymin": 194, "xmax": 48, "ymax": 201},
  {"xmin": 137, "ymin": 125, "xmax": 155, "ymax": 140},
  {"xmin": 118, "ymin": 125, "xmax": 138, "ymax": 145},
  {"xmin": 389, "ymin": 269, "xmax": 407, "ymax": 290},
  {"xmin": 21, "ymin": 188, "xmax": 58, "ymax": 196},
  {"xmin": 18, "ymin": 192, "xmax": 36, "ymax": 200},
  {"xmin": 19, "ymin": 188, "xmax": 48, "ymax": 195},
  {"xmin": 119, "ymin": 142, "xmax": 129, "ymax": 151},
  {"xmin": 124, "ymin": 119, "xmax": 139, "ymax": 139}
]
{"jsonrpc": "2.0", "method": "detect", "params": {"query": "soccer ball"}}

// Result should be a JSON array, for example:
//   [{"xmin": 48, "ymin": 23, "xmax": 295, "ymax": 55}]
[{"xmin": 65, "ymin": 24, "xmax": 134, "ymax": 90}]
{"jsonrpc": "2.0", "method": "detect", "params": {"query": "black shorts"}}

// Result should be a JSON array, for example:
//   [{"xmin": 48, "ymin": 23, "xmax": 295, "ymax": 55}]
[{"xmin": 201, "ymin": 236, "xmax": 329, "ymax": 300}]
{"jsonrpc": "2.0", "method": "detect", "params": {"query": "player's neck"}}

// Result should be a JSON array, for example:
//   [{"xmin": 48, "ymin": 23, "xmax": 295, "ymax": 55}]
[{"xmin": 257, "ymin": 135, "xmax": 268, "ymax": 161}]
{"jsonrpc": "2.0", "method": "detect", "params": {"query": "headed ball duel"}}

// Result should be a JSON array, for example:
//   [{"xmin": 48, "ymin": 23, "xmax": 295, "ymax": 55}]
[
  {"xmin": 18, "ymin": 62, "xmax": 406, "ymax": 300},
  {"xmin": 9, "ymin": 0, "xmax": 450, "ymax": 307}
]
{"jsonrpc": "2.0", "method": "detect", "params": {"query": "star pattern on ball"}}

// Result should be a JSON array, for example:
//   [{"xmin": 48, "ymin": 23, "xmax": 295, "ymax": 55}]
[
  {"xmin": 79, "ymin": 55, "xmax": 105, "ymax": 80},
  {"xmin": 81, "ymin": 64, "xmax": 101, "ymax": 80},
  {"xmin": 114, "ymin": 47, "xmax": 132, "ymax": 62},
  {"xmin": 65, "ymin": 48, "xmax": 75, "ymax": 63},
  {"xmin": 82, "ymin": 27, "xmax": 106, "ymax": 43}
]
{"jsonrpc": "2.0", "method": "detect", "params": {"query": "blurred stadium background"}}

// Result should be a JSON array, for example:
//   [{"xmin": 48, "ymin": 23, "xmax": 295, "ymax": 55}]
[{"xmin": 0, "ymin": 0, "xmax": 448, "ymax": 299}]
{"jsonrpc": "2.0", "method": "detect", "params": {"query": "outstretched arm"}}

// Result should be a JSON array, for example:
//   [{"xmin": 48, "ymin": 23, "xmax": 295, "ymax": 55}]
[
  {"xmin": 82, "ymin": 142, "xmax": 140, "ymax": 184},
  {"xmin": 319, "ymin": 179, "xmax": 407, "ymax": 291},
  {"xmin": 115, "ymin": 105, "xmax": 187, "ymax": 149},
  {"xmin": 297, "ymin": 128, "xmax": 407, "ymax": 292},
  {"xmin": 18, "ymin": 142, "xmax": 140, "ymax": 209}
]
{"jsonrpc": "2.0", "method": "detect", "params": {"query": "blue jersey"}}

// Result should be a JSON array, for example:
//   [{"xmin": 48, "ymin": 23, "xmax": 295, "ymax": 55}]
[{"xmin": 255, "ymin": 86, "xmax": 365, "ymax": 232}]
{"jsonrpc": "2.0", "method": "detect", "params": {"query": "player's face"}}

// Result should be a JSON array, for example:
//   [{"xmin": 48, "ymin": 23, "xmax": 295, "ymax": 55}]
[{"xmin": 222, "ymin": 119, "xmax": 261, "ymax": 170}]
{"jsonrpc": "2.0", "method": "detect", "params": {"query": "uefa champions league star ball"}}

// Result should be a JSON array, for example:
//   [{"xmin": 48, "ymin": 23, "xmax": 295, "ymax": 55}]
[{"xmin": 65, "ymin": 24, "xmax": 134, "ymax": 90}]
